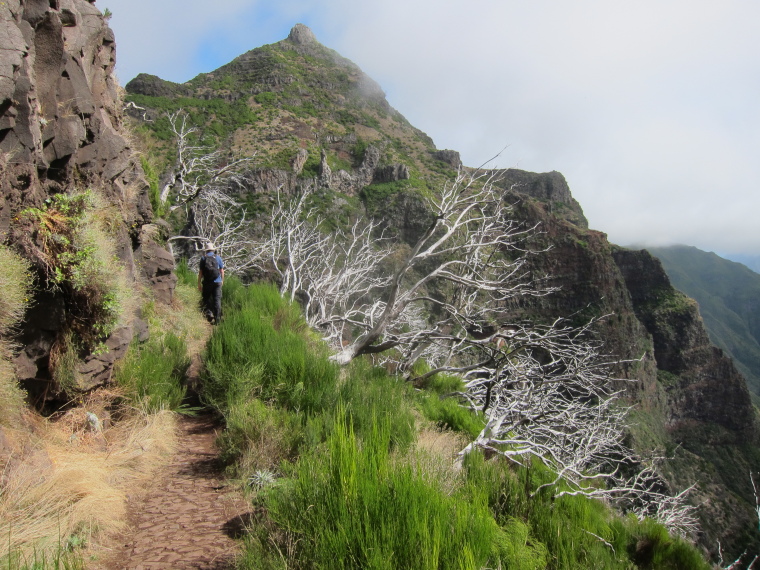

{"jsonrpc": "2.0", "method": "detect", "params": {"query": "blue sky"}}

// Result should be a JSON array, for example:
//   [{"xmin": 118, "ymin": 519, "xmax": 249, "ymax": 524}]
[{"xmin": 102, "ymin": 0, "xmax": 760, "ymax": 258}]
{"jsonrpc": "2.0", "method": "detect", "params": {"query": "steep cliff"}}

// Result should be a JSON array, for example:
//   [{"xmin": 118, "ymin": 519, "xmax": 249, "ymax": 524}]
[
  {"xmin": 614, "ymin": 249, "xmax": 755, "ymax": 435},
  {"xmin": 647, "ymin": 244, "xmax": 760, "ymax": 399},
  {"xmin": 501, "ymin": 196, "xmax": 760, "ymax": 553},
  {"xmin": 0, "ymin": 0, "xmax": 175, "ymax": 402}
]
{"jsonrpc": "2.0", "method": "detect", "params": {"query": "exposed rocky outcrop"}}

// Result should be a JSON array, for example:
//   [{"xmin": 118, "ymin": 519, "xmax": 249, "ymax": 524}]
[
  {"xmin": 0, "ymin": 0, "xmax": 175, "ymax": 399},
  {"xmin": 135, "ymin": 223, "xmax": 177, "ymax": 305},
  {"xmin": 613, "ymin": 248, "xmax": 756, "ymax": 436},
  {"xmin": 496, "ymin": 169, "xmax": 588, "ymax": 228},
  {"xmin": 373, "ymin": 163, "xmax": 410, "ymax": 184},
  {"xmin": 288, "ymin": 22, "xmax": 316, "ymax": 45},
  {"xmin": 124, "ymin": 73, "xmax": 191, "ymax": 99},
  {"xmin": 433, "ymin": 149, "xmax": 462, "ymax": 169}
]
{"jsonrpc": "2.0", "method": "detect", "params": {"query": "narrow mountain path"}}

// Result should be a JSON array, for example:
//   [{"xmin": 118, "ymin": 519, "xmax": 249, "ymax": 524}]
[{"xmin": 96, "ymin": 414, "xmax": 249, "ymax": 570}]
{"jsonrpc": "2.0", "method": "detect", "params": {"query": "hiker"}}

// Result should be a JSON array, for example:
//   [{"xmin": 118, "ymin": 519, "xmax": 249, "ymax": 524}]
[{"xmin": 197, "ymin": 242, "xmax": 225, "ymax": 324}]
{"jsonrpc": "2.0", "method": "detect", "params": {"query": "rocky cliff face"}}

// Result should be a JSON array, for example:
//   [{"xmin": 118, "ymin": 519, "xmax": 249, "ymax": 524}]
[
  {"xmin": 501, "ymin": 195, "xmax": 759, "ymax": 553},
  {"xmin": 613, "ymin": 248, "xmax": 756, "ymax": 437},
  {"xmin": 0, "ymin": 0, "xmax": 175, "ymax": 401}
]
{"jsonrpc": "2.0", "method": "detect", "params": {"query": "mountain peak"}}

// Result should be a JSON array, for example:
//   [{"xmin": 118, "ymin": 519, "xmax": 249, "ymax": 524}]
[{"xmin": 288, "ymin": 23, "xmax": 317, "ymax": 45}]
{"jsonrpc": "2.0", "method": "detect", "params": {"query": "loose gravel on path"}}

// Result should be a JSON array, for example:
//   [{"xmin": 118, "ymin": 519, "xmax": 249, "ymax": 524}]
[{"xmin": 98, "ymin": 414, "xmax": 249, "ymax": 570}]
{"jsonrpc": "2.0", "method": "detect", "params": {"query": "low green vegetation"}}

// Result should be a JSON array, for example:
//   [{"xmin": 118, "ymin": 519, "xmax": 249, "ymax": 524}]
[
  {"xmin": 1, "ymin": 547, "xmax": 84, "ymax": 570},
  {"xmin": 127, "ymin": 93, "xmax": 259, "ymax": 143},
  {"xmin": 115, "ymin": 332, "xmax": 191, "ymax": 414},
  {"xmin": 0, "ymin": 245, "xmax": 32, "ymax": 426},
  {"xmin": 14, "ymin": 191, "xmax": 133, "ymax": 392},
  {"xmin": 141, "ymin": 155, "xmax": 164, "ymax": 218},
  {"xmin": 198, "ymin": 277, "xmax": 710, "ymax": 569}
]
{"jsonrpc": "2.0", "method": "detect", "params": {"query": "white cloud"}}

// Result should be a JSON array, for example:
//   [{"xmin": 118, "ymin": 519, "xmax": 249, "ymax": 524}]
[{"xmin": 101, "ymin": 0, "xmax": 760, "ymax": 254}]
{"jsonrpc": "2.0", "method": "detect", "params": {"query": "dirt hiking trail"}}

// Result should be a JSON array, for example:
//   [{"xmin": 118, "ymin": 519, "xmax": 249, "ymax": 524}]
[{"xmin": 95, "ymin": 414, "xmax": 249, "ymax": 570}]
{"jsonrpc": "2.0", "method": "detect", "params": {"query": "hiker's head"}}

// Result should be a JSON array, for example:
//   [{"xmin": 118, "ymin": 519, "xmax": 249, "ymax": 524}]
[{"xmin": 205, "ymin": 242, "xmax": 216, "ymax": 252}]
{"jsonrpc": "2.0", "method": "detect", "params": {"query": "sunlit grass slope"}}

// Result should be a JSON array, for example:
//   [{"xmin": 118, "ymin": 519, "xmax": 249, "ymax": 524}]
[{"xmin": 201, "ymin": 277, "xmax": 710, "ymax": 570}]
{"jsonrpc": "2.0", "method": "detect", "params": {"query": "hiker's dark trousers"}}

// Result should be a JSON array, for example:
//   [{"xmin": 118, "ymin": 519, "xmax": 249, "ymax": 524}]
[{"xmin": 202, "ymin": 282, "xmax": 223, "ymax": 324}]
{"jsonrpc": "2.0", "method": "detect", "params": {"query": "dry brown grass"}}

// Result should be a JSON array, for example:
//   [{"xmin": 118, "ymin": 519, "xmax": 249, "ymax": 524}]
[
  {"xmin": 402, "ymin": 425, "xmax": 470, "ymax": 496},
  {"xmin": 0, "ymin": 401, "xmax": 177, "ymax": 559},
  {"xmin": 0, "ymin": 234, "xmax": 205, "ymax": 560},
  {"xmin": 145, "ymin": 280, "xmax": 210, "ymax": 359},
  {"xmin": 0, "ymin": 344, "xmax": 26, "ymax": 427},
  {"xmin": 0, "ymin": 246, "xmax": 32, "ymax": 427}
]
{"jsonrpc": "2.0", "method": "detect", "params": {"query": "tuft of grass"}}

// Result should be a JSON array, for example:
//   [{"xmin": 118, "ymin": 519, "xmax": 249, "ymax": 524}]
[
  {"xmin": 415, "ymin": 373, "xmax": 485, "ymax": 438},
  {"xmin": 0, "ymin": 409, "xmax": 177, "ymax": 563},
  {"xmin": 218, "ymin": 398, "xmax": 303, "ymax": 475},
  {"xmin": 337, "ymin": 358, "xmax": 416, "ymax": 451},
  {"xmin": 0, "ymin": 246, "xmax": 32, "ymax": 426},
  {"xmin": 418, "ymin": 393, "xmax": 484, "ymax": 438},
  {"xmin": 0, "ymin": 355, "xmax": 25, "ymax": 427},
  {"xmin": 203, "ymin": 278, "xmax": 340, "ymax": 417},
  {"xmin": 115, "ymin": 332, "xmax": 191, "ymax": 414},
  {"xmin": 48, "ymin": 330, "xmax": 81, "ymax": 396},
  {"xmin": 0, "ymin": 245, "xmax": 32, "ymax": 335},
  {"xmin": 256, "ymin": 411, "xmax": 499, "ymax": 570},
  {"xmin": 1, "ymin": 547, "xmax": 85, "ymax": 570}
]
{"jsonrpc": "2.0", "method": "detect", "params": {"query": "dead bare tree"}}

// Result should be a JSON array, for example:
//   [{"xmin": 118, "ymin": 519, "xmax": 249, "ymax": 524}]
[
  {"xmin": 316, "ymin": 169, "xmax": 553, "ymax": 365},
  {"xmin": 251, "ymin": 167, "xmax": 703, "ymax": 541},
  {"xmin": 160, "ymin": 110, "xmax": 259, "ymax": 273},
  {"xmin": 159, "ymin": 111, "xmax": 252, "ymax": 210},
  {"xmin": 717, "ymin": 473, "xmax": 760, "ymax": 569},
  {"xmin": 250, "ymin": 170, "xmax": 553, "ymax": 365}
]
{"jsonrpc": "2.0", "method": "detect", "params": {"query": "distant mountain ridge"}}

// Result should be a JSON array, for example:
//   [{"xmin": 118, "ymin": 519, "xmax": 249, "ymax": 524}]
[
  {"xmin": 646, "ymin": 245, "xmax": 760, "ymax": 398},
  {"xmin": 725, "ymin": 253, "xmax": 760, "ymax": 274}
]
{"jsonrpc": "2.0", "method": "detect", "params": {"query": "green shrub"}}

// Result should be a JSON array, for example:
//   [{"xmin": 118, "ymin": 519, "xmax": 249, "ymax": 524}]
[
  {"xmin": 115, "ymin": 332, "xmax": 191, "ymax": 413},
  {"xmin": 203, "ymin": 280, "xmax": 338, "ymax": 418},
  {"xmin": 418, "ymin": 394, "xmax": 484, "ymax": 438},
  {"xmin": 218, "ymin": 398, "xmax": 303, "ymax": 475},
  {"xmin": 626, "ymin": 518, "xmax": 711, "ymax": 570},
  {"xmin": 141, "ymin": 156, "xmax": 164, "ymax": 218},
  {"xmin": 254, "ymin": 92, "xmax": 277, "ymax": 106},
  {"xmin": 175, "ymin": 258, "xmax": 197, "ymax": 288},
  {"xmin": 414, "ymin": 372, "xmax": 484, "ymax": 438},
  {"xmin": 16, "ymin": 191, "xmax": 130, "ymax": 354},
  {"xmin": 126, "ymin": 94, "xmax": 259, "ymax": 143},
  {"xmin": 338, "ymin": 359, "xmax": 416, "ymax": 451},
  {"xmin": 462, "ymin": 452, "xmax": 710, "ymax": 570}
]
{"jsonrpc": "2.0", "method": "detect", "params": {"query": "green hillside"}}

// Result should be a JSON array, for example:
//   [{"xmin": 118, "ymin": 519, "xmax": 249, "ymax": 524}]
[{"xmin": 647, "ymin": 245, "xmax": 760, "ymax": 398}]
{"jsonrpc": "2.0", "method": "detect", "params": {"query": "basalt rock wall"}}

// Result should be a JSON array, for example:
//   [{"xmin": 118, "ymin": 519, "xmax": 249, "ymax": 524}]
[{"xmin": 0, "ymin": 0, "xmax": 176, "ymax": 400}]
